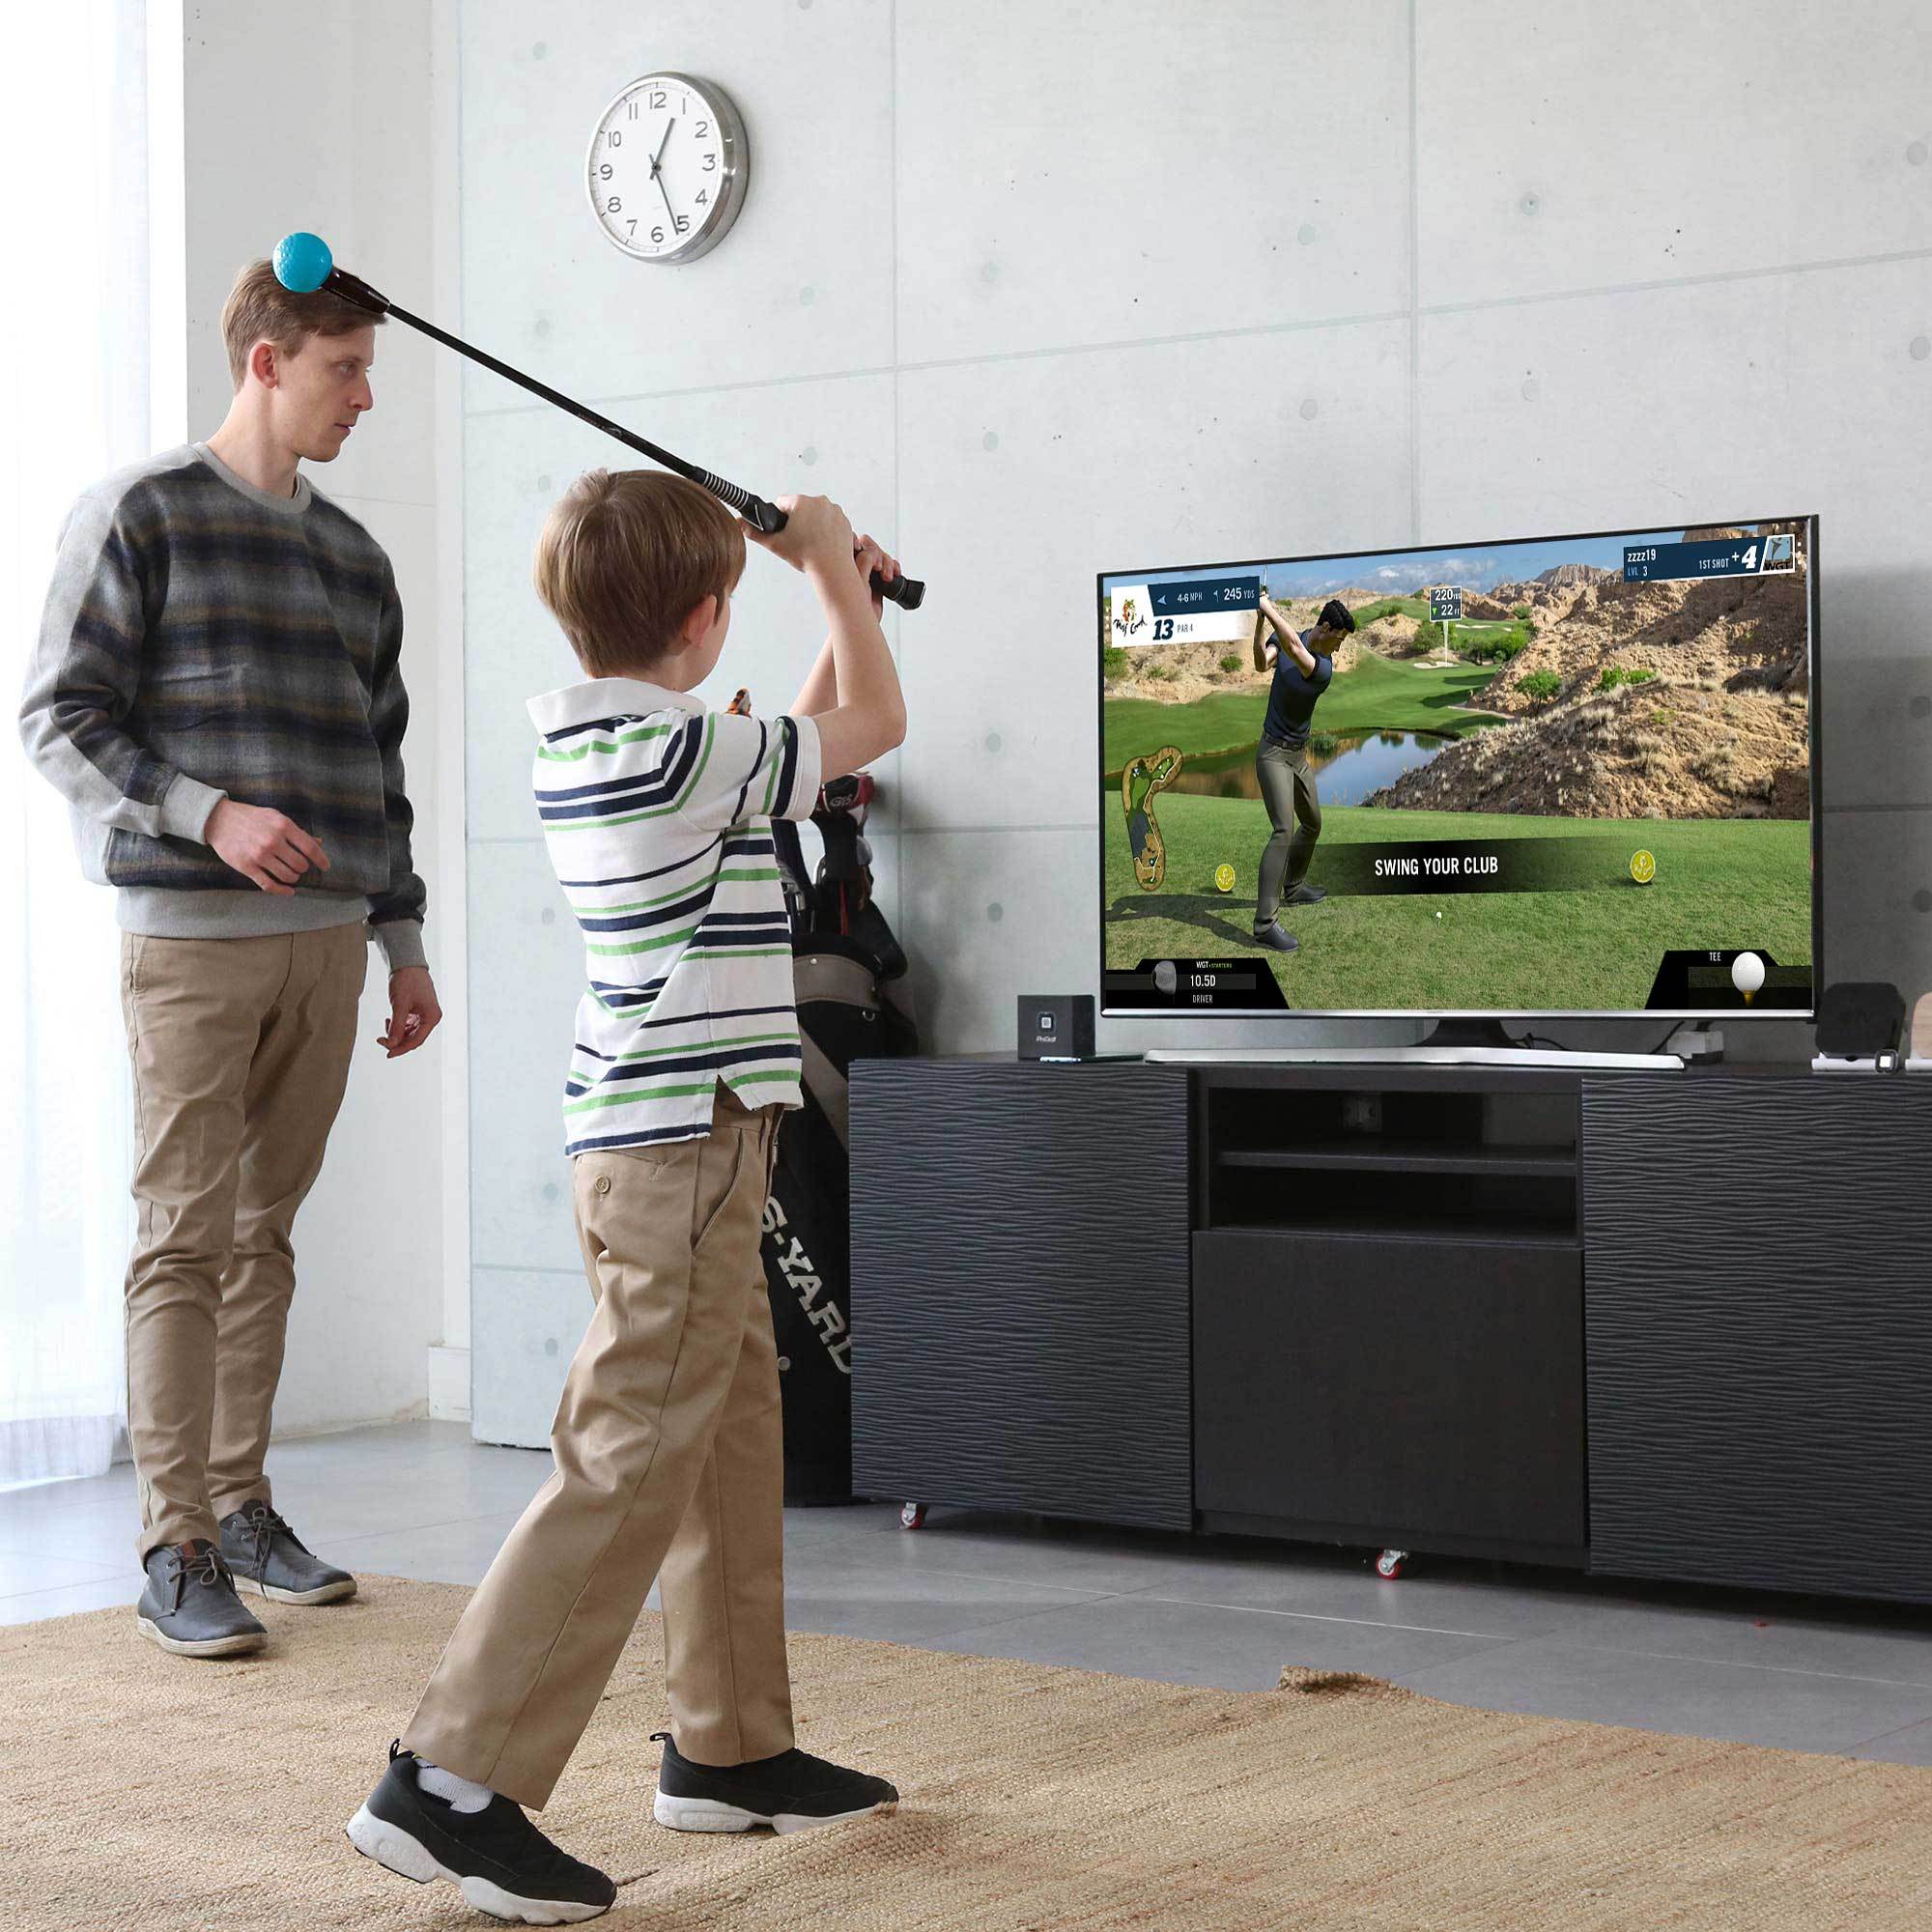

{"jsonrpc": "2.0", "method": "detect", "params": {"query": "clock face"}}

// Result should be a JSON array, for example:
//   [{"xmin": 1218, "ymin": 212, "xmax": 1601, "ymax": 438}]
[{"xmin": 586, "ymin": 72, "xmax": 748, "ymax": 265}]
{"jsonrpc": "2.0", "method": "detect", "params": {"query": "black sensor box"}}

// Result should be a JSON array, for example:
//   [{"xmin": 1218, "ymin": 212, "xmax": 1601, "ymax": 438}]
[{"xmin": 1019, "ymin": 994, "xmax": 1095, "ymax": 1061}]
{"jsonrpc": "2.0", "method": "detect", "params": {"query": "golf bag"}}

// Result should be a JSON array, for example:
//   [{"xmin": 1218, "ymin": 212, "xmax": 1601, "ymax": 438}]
[{"xmin": 761, "ymin": 774, "xmax": 917, "ymax": 1503}]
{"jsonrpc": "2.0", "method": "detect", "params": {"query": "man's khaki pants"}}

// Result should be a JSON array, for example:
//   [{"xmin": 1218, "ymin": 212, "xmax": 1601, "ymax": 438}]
[
  {"xmin": 403, "ymin": 1084, "xmax": 795, "ymax": 1810},
  {"xmin": 120, "ymin": 925, "xmax": 365, "ymax": 1562}
]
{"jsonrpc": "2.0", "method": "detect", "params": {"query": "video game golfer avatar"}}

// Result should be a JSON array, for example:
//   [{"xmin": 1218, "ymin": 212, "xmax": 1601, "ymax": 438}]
[
  {"xmin": 1122, "ymin": 745, "xmax": 1183, "ymax": 890},
  {"xmin": 1251, "ymin": 594, "xmax": 1357, "ymax": 953}
]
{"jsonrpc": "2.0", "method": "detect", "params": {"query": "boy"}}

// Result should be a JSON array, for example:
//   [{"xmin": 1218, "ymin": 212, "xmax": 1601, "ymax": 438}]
[
  {"xmin": 19, "ymin": 260, "xmax": 439, "ymax": 1660},
  {"xmin": 348, "ymin": 471, "xmax": 907, "ymax": 1922}
]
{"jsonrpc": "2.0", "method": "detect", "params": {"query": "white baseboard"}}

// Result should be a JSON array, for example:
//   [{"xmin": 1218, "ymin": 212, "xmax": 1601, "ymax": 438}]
[{"xmin": 427, "ymin": 1345, "xmax": 470, "ymax": 1423}]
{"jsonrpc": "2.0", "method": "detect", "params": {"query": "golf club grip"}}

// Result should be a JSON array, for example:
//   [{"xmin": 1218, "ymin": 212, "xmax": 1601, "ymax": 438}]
[{"xmin": 738, "ymin": 497, "xmax": 924, "ymax": 609}]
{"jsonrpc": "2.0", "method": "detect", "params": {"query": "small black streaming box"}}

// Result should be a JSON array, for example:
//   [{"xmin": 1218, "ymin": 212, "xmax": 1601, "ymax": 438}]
[
  {"xmin": 1815, "ymin": 980, "xmax": 1906, "ymax": 1061},
  {"xmin": 1018, "ymin": 994, "xmax": 1095, "ymax": 1061}
]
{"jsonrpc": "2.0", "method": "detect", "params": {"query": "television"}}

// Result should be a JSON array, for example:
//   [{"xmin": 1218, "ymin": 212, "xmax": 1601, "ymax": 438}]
[{"xmin": 1099, "ymin": 518, "xmax": 1819, "ymax": 1034}]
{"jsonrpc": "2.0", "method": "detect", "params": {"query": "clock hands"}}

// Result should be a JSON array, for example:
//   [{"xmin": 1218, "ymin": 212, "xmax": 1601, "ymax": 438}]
[{"xmin": 648, "ymin": 115, "xmax": 678, "ymax": 235}]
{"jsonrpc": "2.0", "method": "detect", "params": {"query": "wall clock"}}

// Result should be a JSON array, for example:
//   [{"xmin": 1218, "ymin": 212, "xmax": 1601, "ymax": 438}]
[{"xmin": 586, "ymin": 72, "xmax": 749, "ymax": 264}]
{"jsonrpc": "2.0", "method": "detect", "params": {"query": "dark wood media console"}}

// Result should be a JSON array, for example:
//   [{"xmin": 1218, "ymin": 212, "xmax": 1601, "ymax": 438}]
[{"xmin": 849, "ymin": 1057, "xmax": 1932, "ymax": 1606}]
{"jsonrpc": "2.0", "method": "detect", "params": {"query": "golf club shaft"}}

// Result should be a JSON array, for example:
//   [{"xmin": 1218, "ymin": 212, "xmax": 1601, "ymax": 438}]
[{"xmin": 325, "ymin": 266, "xmax": 923, "ymax": 609}]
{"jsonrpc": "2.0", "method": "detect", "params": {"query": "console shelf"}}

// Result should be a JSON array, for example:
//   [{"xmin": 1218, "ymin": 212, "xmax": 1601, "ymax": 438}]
[
  {"xmin": 1219, "ymin": 1143, "xmax": 1577, "ymax": 1178},
  {"xmin": 1204, "ymin": 1209, "xmax": 1581, "ymax": 1248},
  {"xmin": 1202, "ymin": 1069, "xmax": 1580, "ymax": 1247}
]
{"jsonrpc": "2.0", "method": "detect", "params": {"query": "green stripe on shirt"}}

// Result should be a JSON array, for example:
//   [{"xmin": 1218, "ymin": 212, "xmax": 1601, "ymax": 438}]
[
  {"xmin": 537, "ymin": 723, "xmax": 675, "ymax": 762},
  {"xmin": 577, "ymin": 865, "xmax": 779, "ymax": 917},
  {"xmin": 583, "ymin": 923, "xmax": 702, "ymax": 957}
]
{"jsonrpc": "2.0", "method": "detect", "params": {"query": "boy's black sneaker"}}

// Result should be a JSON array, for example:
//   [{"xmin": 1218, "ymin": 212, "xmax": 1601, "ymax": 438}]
[
  {"xmin": 651, "ymin": 1730, "xmax": 898, "ymax": 1836},
  {"xmin": 347, "ymin": 1744, "xmax": 614, "ymax": 1925},
  {"xmin": 219, "ymin": 1497, "xmax": 357, "ymax": 1605},
  {"xmin": 135, "ymin": 1540, "xmax": 267, "ymax": 1658},
  {"xmin": 1251, "ymin": 922, "xmax": 1299, "ymax": 953}
]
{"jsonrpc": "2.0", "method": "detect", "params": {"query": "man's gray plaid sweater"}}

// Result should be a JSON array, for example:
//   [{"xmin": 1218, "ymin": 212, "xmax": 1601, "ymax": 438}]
[{"xmin": 18, "ymin": 442, "xmax": 426, "ymax": 969}]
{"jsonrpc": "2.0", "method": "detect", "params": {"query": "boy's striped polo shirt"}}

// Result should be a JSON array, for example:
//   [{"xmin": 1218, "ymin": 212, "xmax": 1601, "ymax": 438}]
[{"xmin": 526, "ymin": 675, "xmax": 824, "ymax": 1157}]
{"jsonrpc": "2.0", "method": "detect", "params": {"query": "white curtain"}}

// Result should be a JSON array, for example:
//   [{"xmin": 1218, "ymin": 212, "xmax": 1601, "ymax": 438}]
[{"xmin": 2, "ymin": 0, "xmax": 156, "ymax": 1486}]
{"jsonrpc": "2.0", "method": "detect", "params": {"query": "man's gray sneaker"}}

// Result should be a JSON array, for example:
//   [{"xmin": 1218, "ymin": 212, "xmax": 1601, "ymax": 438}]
[
  {"xmin": 1251, "ymin": 922, "xmax": 1299, "ymax": 953},
  {"xmin": 136, "ymin": 1540, "xmax": 268, "ymax": 1658},
  {"xmin": 219, "ymin": 1498, "xmax": 357, "ymax": 1605}
]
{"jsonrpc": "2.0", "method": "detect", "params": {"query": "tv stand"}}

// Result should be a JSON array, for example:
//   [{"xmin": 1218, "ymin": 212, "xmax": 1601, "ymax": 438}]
[{"xmin": 850, "ymin": 1058, "xmax": 1932, "ymax": 1606}]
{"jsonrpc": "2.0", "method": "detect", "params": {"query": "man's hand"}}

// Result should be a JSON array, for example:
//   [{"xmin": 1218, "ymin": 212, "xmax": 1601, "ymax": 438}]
[
  {"xmin": 207, "ymin": 799, "xmax": 329, "ymax": 895},
  {"xmin": 377, "ymin": 966, "xmax": 441, "ymax": 1059}
]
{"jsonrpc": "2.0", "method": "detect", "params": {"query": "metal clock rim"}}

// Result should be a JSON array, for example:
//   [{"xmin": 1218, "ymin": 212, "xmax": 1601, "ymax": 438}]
[{"xmin": 584, "ymin": 71, "xmax": 749, "ymax": 266}]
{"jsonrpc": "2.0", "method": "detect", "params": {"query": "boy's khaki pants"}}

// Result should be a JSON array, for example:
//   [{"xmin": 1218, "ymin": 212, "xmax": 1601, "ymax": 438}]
[
  {"xmin": 403, "ymin": 1084, "xmax": 795, "ymax": 1809},
  {"xmin": 119, "ymin": 926, "xmax": 366, "ymax": 1561}
]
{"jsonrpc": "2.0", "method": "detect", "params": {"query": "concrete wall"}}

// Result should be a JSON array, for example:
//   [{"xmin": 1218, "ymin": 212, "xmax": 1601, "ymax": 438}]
[{"xmin": 454, "ymin": 1, "xmax": 1932, "ymax": 1437}]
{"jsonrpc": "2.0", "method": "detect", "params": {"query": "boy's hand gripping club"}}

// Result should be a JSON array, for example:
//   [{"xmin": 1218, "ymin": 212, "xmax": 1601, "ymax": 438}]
[{"xmin": 272, "ymin": 232, "xmax": 924, "ymax": 610}]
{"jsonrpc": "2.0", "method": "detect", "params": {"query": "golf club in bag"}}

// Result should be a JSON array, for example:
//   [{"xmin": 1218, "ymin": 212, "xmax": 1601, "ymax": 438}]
[{"xmin": 755, "ymin": 767, "xmax": 917, "ymax": 1503}]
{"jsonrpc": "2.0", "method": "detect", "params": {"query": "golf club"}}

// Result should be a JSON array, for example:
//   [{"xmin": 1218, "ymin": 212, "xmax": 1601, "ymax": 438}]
[{"xmin": 272, "ymin": 231, "xmax": 923, "ymax": 610}]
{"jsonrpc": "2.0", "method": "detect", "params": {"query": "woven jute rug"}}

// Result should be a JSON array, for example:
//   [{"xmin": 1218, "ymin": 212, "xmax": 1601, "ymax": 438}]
[{"xmin": 5, "ymin": 1574, "xmax": 1929, "ymax": 1930}]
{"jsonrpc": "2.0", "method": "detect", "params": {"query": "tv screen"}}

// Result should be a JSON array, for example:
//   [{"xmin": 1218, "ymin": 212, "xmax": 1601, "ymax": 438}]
[{"xmin": 1099, "ymin": 518, "xmax": 1818, "ymax": 1019}]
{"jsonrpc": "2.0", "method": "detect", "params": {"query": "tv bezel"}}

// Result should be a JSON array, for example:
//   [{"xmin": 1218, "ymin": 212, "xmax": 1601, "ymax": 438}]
[{"xmin": 1096, "ymin": 513, "xmax": 1822, "ymax": 1024}]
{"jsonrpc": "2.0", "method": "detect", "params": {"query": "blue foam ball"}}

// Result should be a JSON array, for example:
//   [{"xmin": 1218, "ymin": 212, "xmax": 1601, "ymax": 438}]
[{"xmin": 273, "ymin": 232, "xmax": 333, "ymax": 294}]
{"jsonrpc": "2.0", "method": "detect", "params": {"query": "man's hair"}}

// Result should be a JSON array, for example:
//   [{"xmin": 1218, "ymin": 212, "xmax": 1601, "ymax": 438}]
[
  {"xmin": 1317, "ymin": 598, "xmax": 1358, "ymax": 637},
  {"xmin": 220, "ymin": 259, "xmax": 384, "ymax": 391},
  {"xmin": 532, "ymin": 469, "xmax": 747, "ymax": 678}
]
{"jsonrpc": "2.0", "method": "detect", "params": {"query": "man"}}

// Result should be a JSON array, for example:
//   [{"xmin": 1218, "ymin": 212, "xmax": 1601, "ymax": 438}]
[
  {"xmin": 1251, "ymin": 593, "xmax": 1357, "ymax": 953},
  {"xmin": 19, "ymin": 259, "xmax": 440, "ymax": 1659}
]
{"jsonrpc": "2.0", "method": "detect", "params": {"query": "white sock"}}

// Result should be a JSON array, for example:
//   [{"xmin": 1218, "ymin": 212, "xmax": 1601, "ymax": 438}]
[{"xmin": 417, "ymin": 1762, "xmax": 495, "ymax": 1812}]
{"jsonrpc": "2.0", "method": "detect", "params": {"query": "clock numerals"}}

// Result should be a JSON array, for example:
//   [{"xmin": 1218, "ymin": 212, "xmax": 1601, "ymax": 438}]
[{"xmin": 590, "ymin": 74, "xmax": 744, "ymax": 262}]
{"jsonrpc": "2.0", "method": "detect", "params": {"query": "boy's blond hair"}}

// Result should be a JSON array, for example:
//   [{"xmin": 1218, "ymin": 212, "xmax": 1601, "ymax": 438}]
[
  {"xmin": 533, "ymin": 469, "xmax": 747, "ymax": 678},
  {"xmin": 219, "ymin": 259, "xmax": 383, "ymax": 391}
]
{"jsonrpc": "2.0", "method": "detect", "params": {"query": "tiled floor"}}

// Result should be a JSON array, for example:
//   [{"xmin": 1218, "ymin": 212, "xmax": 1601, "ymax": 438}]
[{"xmin": 6, "ymin": 1419, "xmax": 1931, "ymax": 1764}]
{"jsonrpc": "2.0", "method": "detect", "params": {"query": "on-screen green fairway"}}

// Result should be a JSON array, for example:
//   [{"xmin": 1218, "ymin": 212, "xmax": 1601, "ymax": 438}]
[
  {"xmin": 1104, "ymin": 651, "xmax": 1507, "ymax": 774},
  {"xmin": 1103, "ymin": 795, "xmax": 1812, "ymax": 1010}
]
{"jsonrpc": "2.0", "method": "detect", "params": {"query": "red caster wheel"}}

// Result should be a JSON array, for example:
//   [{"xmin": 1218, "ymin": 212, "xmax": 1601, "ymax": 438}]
[
  {"xmin": 1375, "ymin": 1548, "xmax": 1408, "ymax": 1580},
  {"xmin": 899, "ymin": 1501, "xmax": 927, "ymax": 1530}
]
